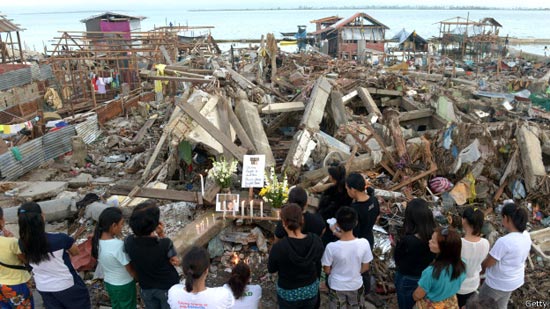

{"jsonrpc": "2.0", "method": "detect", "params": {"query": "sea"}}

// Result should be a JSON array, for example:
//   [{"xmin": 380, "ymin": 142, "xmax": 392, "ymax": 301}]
[{"xmin": 5, "ymin": 8, "xmax": 550, "ymax": 56}]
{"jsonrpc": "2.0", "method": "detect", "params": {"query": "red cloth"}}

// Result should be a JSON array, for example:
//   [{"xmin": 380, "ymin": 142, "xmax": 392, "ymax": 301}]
[{"xmin": 100, "ymin": 21, "xmax": 131, "ymax": 39}]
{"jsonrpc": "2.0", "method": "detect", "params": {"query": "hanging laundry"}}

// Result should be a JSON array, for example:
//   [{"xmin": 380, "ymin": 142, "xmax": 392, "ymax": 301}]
[
  {"xmin": 97, "ymin": 77, "xmax": 107, "ymax": 94},
  {"xmin": 92, "ymin": 76, "xmax": 98, "ymax": 91},
  {"xmin": 154, "ymin": 64, "xmax": 167, "ymax": 93}
]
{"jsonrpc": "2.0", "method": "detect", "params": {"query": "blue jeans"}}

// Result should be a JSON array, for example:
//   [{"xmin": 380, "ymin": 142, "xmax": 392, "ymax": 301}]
[
  {"xmin": 140, "ymin": 288, "xmax": 170, "ymax": 309},
  {"xmin": 394, "ymin": 271, "xmax": 420, "ymax": 309},
  {"xmin": 277, "ymin": 294, "xmax": 318, "ymax": 309}
]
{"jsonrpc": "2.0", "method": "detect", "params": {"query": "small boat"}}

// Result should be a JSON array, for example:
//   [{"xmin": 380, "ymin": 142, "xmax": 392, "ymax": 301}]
[
  {"xmin": 279, "ymin": 40, "xmax": 297, "ymax": 46},
  {"xmin": 280, "ymin": 32, "xmax": 297, "ymax": 37}
]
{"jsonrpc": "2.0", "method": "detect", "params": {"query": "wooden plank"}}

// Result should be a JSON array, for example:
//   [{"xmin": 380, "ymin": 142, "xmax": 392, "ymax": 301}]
[
  {"xmin": 399, "ymin": 109, "xmax": 433, "ymax": 122},
  {"xmin": 217, "ymin": 96, "xmax": 232, "ymax": 160},
  {"xmin": 110, "ymin": 186, "xmax": 202, "ymax": 204},
  {"xmin": 159, "ymin": 46, "xmax": 174, "ymax": 65},
  {"xmin": 342, "ymin": 90, "xmax": 358, "ymax": 104},
  {"xmin": 176, "ymin": 98, "xmax": 246, "ymax": 162},
  {"xmin": 366, "ymin": 88, "xmax": 403, "ymax": 96},
  {"xmin": 145, "ymin": 75, "xmax": 213, "ymax": 84},
  {"xmin": 260, "ymin": 102, "xmax": 305, "ymax": 114},
  {"xmin": 357, "ymin": 87, "xmax": 382, "ymax": 117},
  {"xmin": 132, "ymin": 114, "xmax": 157, "ymax": 144}
]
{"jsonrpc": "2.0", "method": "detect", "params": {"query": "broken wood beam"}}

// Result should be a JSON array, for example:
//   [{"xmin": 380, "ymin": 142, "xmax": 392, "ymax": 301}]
[
  {"xmin": 390, "ymin": 165, "xmax": 438, "ymax": 191},
  {"xmin": 145, "ymin": 75, "xmax": 213, "ymax": 84},
  {"xmin": 342, "ymin": 90, "xmax": 358, "ymax": 105},
  {"xmin": 176, "ymin": 98, "xmax": 247, "ymax": 162},
  {"xmin": 260, "ymin": 102, "xmax": 305, "ymax": 114},
  {"xmin": 357, "ymin": 87, "xmax": 382, "ymax": 118},
  {"xmin": 132, "ymin": 115, "xmax": 157, "ymax": 144},
  {"xmin": 235, "ymin": 100, "xmax": 275, "ymax": 167},
  {"xmin": 301, "ymin": 153, "xmax": 377, "ymax": 187},
  {"xmin": 225, "ymin": 99, "xmax": 256, "ymax": 152},
  {"xmin": 384, "ymin": 109, "xmax": 407, "ymax": 160},
  {"xmin": 110, "ymin": 186, "xmax": 202, "ymax": 204}
]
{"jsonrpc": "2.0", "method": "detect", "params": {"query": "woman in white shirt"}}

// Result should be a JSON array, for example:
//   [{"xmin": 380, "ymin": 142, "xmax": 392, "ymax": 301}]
[
  {"xmin": 168, "ymin": 246, "xmax": 234, "ymax": 309},
  {"xmin": 480, "ymin": 203, "xmax": 531, "ymax": 309},
  {"xmin": 224, "ymin": 261, "xmax": 262, "ymax": 309},
  {"xmin": 457, "ymin": 207, "xmax": 490, "ymax": 308}
]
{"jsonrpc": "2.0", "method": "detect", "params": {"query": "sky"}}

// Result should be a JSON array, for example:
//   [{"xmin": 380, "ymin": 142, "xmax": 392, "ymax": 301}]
[{"xmin": 2, "ymin": 0, "xmax": 550, "ymax": 11}]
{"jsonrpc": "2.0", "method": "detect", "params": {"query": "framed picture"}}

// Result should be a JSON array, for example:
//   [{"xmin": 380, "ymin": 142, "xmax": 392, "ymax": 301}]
[{"xmin": 216, "ymin": 194, "xmax": 240, "ymax": 213}]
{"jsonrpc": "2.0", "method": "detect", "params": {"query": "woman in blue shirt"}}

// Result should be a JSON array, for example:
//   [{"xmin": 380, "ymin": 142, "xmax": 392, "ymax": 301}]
[{"xmin": 413, "ymin": 227, "xmax": 466, "ymax": 308}]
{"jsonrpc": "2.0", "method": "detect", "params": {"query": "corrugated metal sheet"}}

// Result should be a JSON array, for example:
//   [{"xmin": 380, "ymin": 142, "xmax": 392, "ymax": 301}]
[
  {"xmin": 38, "ymin": 64, "xmax": 53, "ymax": 81},
  {"xmin": 0, "ymin": 150, "xmax": 24, "ymax": 181},
  {"xmin": 75, "ymin": 115, "xmax": 101, "ymax": 144},
  {"xmin": 0, "ymin": 67, "xmax": 32, "ymax": 91},
  {"xmin": 43, "ymin": 125, "xmax": 76, "ymax": 161},
  {"xmin": 18, "ymin": 138, "xmax": 44, "ymax": 175},
  {"xmin": 0, "ymin": 15, "xmax": 23, "ymax": 32}
]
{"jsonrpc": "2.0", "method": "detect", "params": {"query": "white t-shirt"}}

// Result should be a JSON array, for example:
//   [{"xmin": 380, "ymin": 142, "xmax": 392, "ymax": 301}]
[
  {"xmin": 458, "ymin": 237, "xmax": 490, "ymax": 294},
  {"xmin": 222, "ymin": 284, "xmax": 261, "ymax": 309},
  {"xmin": 98, "ymin": 239, "xmax": 133, "ymax": 286},
  {"xmin": 321, "ymin": 238, "xmax": 373, "ymax": 291},
  {"xmin": 486, "ymin": 231, "xmax": 532, "ymax": 292},
  {"xmin": 167, "ymin": 284, "xmax": 235, "ymax": 309}
]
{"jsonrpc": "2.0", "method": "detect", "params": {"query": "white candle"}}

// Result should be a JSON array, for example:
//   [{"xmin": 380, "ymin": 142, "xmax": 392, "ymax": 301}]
[
  {"xmin": 260, "ymin": 202, "xmax": 264, "ymax": 217},
  {"xmin": 206, "ymin": 217, "xmax": 209, "ymax": 226},
  {"xmin": 250, "ymin": 200, "xmax": 253, "ymax": 218},
  {"xmin": 195, "ymin": 224, "xmax": 199, "ymax": 234},
  {"xmin": 277, "ymin": 210, "xmax": 280, "ymax": 219},
  {"xmin": 232, "ymin": 200, "xmax": 237, "ymax": 216},
  {"xmin": 241, "ymin": 201, "xmax": 245, "ymax": 217}
]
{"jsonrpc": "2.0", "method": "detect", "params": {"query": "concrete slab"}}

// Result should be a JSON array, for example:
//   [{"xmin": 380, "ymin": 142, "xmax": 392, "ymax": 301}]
[
  {"xmin": 17, "ymin": 182, "xmax": 68, "ymax": 202},
  {"xmin": 173, "ymin": 211, "xmax": 224, "ymax": 258},
  {"xmin": 518, "ymin": 125, "xmax": 546, "ymax": 191},
  {"xmin": 235, "ymin": 99, "xmax": 275, "ymax": 167},
  {"xmin": 68, "ymin": 173, "xmax": 93, "ymax": 188},
  {"xmin": 18, "ymin": 168, "xmax": 58, "ymax": 182}
]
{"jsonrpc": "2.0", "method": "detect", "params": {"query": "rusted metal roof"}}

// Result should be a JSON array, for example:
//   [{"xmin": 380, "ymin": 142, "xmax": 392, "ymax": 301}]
[
  {"xmin": 0, "ymin": 13, "xmax": 23, "ymax": 32},
  {"xmin": 310, "ymin": 16, "xmax": 342, "ymax": 24},
  {"xmin": 332, "ymin": 12, "xmax": 389, "ymax": 30}
]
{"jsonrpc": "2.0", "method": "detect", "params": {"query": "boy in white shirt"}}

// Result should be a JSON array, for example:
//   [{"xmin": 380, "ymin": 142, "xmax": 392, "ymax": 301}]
[{"xmin": 322, "ymin": 206, "xmax": 373, "ymax": 308}]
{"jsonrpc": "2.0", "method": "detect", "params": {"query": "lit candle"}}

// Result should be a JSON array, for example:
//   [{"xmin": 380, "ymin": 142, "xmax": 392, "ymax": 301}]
[
  {"xmin": 241, "ymin": 201, "xmax": 245, "ymax": 217},
  {"xmin": 206, "ymin": 217, "xmax": 209, "ymax": 226},
  {"xmin": 260, "ymin": 201, "xmax": 264, "ymax": 217},
  {"xmin": 195, "ymin": 224, "xmax": 199, "ymax": 234},
  {"xmin": 277, "ymin": 210, "xmax": 280, "ymax": 219},
  {"xmin": 250, "ymin": 200, "xmax": 253, "ymax": 218},
  {"xmin": 233, "ymin": 200, "xmax": 237, "ymax": 216}
]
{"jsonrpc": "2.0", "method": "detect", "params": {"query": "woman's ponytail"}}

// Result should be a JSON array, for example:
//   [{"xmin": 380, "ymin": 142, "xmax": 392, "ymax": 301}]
[
  {"xmin": 227, "ymin": 261, "xmax": 250, "ymax": 299},
  {"xmin": 181, "ymin": 246, "xmax": 210, "ymax": 293}
]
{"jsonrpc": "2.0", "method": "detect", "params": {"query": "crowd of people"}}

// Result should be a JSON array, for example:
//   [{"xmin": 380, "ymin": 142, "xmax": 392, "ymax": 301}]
[{"xmin": 0, "ymin": 167, "xmax": 533, "ymax": 309}]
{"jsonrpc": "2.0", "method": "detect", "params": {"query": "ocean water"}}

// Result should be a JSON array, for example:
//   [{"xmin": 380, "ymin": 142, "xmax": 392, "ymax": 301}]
[{"xmin": 5, "ymin": 8, "xmax": 550, "ymax": 55}]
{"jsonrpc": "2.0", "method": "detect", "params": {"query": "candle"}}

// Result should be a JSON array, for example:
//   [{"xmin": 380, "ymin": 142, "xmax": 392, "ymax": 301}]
[
  {"xmin": 195, "ymin": 224, "xmax": 199, "ymax": 234},
  {"xmin": 206, "ymin": 217, "xmax": 209, "ymax": 226},
  {"xmin": 250, "ymin": 200, "xmax": 253, "ymax": 218},
  {"xmin": 277, "ymin": 210, "xmax": 280, "ymax": 219},
  {"xmin": 222, "ymin": 200, "xmax": 226, "ymax": 219},
  {"xmin": 232, "ymin": 200, "xmax": 237, "ymax": 216},
  {"xmin": 241, "ymin": 201, "xmax": 245, "ymax": 217},
  {"xmin": 260, "ymin": 202, "xmax": 264, "ymax": 217}
]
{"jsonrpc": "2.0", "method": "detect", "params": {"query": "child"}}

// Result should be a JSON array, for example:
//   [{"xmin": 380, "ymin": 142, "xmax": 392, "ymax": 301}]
[
  {"xmin": 168, "ymin": 246, "xmax": 234, "ymax": 308},
  {"xmin": 322, "ymin": 206, "xmax": 373, "ymax": 308},
  {"xmin": 224, "ymin": 261, "xmax": 261, "ymax": 309},
  {"xmin": 457, "ymin": 207, "xmax": 490, "ymax": 308},
  {"xmin": 91, "ymin": 207, "xmax": 136, "ymax": 309},
  {"xmin": 1, "ymin": 206, "xmax": 33, "ymax": 308},
  {"xmin": 18, "ymin": 202, "xmax": 90, "ymax": 309},
  {"xmin": 479, "ymin": 203, "xmax": 531, "ymax": 309},
  {"xmin": 413, "ymin": 227, "xmax": 466, "ymax": 308},
  {"xmin": 393, "ymin": 198, "xmax": 436, "ymax": 309},
  {"xmin": 124, "ymin": 201, "xmax": 180, "ymax": 309}
]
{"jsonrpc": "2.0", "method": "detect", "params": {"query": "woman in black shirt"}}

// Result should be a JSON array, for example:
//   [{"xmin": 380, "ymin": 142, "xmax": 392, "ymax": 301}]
[
  {"xmin": 268, "ymin": 204, "xmax": 324, "ymax": 309},
  {"xmin": 393, "ymin": 198, "xmax": 436, "ymax": 309}
]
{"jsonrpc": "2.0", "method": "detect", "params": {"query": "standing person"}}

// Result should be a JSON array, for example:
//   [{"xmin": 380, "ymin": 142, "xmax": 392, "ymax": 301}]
[
  {"xmin": 345, "ymin": 173, "xmax": 380, "ymax": 305},
  {"xmin": 268, "ymin": 204, "xmax": 324, "ymax": 309},
  {"xmin": 317, "ymin": 165, "xmax": 353, "ymax": 222},
  {"xmin": 479, "ymin": 203, "xmax": 531, "ymax": 309},
  {"xmin": 413, "ymin": 227, "xmax": 466, "ymax": 307},
  {"xmin": 457, "ymin": 207, "xmax": 490, "ymax": 308},
  {"xmin": 167, "ymin": 247, "xmax": 234, "ymax": 308},
  {"xmin": 17, "ymin": 202, "xmax": 90, "ymax": 309},
  {"xmin": 125, "ymin": 201, "xmax": 180, "ymax": 309},
  {"xmin": 1, "ymin": 206, "xmax": 33, "ymax": 308},
  {"xmin": 274, "ymin": 187, "xmax": 325, "ymax": 242},
  {"xmin": 224, "ymin": 261, "xmax": 261, "ymax": 309},
  {"xmin": 91, "ymin": 207, "xmax": 136, "ymax": 309},
  {"xmin": 393, "ymin": 198, "xmax": 436, "ymax": 309},
  {"xmin": 322, "ymin": 206, "xmax": 373, "ymax": 308}
]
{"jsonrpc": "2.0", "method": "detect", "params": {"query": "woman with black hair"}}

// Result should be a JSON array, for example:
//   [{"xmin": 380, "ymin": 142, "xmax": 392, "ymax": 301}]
[
  {"xmin": 457, "ymin": 207, "xmax": 489, "ymax": 308},
  {"xmin": 0, "ymin": 206, "xmax": 33, "ymax": 308},
  {"xmin": 318, "ymin": 165, "xmax": 353, "ymax": 222},
  {"xmin": 393, "ymin": 198, "xmax": 436, "ymax": 309},
  {"xmin": 479, "ymin": 203, "xmax": 531, "ymax": 309},
  {"xmin": 413, "ymin": 227, "xmax": 466, "ymax": 307},
  {"xmin": 91, "ymin": 207, "xmax": 136, "ymax": 309},
  {"xmin": 18, "ymin": 202, "xmax": 90, "ymax": 309},
  {"xmin": 224, "ymin": 261, "xmax": 262, "ymax": 308},
  {"xmin": 268, "ymin": 204, "xmax": 324, "ymax": 309},
  {"xmin": 167, "ymin": 246, "xmax": 234, "ymax": 308}
]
